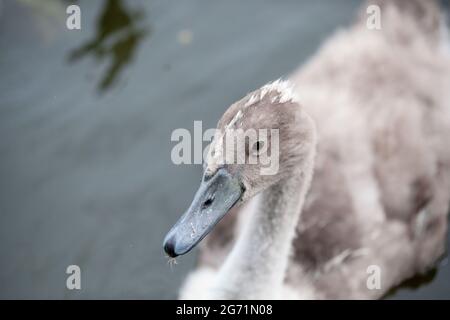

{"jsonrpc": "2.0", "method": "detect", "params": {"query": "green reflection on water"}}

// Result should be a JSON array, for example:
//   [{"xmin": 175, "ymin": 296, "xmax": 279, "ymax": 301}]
[{"xmin": 68, "ymin": 0, "xmax": 149, "ymax": 91}]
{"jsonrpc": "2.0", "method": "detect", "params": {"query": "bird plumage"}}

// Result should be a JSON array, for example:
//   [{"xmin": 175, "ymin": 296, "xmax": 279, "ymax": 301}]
[{"xmin": 178, "ymin": 0, "xmax": 450, "ymax": 299}]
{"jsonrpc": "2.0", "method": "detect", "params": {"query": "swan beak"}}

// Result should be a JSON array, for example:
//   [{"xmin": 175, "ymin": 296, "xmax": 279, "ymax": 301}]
[{"xmin": 163, "ymin": 168, "xmax": 243, "ymax": 258}]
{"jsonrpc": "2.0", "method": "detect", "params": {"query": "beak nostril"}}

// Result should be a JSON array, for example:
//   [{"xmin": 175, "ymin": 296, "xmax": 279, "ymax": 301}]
[{"xmin": 202, "ymin": 196, "xmax": 215, "ymax": 209}]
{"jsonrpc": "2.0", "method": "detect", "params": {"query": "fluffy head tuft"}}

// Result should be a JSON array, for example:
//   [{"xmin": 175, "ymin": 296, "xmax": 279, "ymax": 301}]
[{"xmin": 244, "ymin": 79, "xmax": 300, "ymax": 108}]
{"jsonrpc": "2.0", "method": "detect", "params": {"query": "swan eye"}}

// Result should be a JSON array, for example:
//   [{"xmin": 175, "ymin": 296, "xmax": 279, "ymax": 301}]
[{"xmin": 252, "ymin": 141, "xmax": 265, "ymax": 155}]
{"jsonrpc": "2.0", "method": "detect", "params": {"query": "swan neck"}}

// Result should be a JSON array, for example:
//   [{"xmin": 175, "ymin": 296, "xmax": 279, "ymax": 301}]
[{"xmin": 211, "ymin": 154, "xmax": 315, "ymax": 299}]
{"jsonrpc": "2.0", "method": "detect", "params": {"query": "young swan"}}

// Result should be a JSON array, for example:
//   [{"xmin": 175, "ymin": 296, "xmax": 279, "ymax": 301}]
[
  {"xmin": 165, "ymin": 0, "xmax": 450, "ymax": 299},
  {"xmin": 164, "ymin": 80, "xmax": 317, "ymax": 299}
]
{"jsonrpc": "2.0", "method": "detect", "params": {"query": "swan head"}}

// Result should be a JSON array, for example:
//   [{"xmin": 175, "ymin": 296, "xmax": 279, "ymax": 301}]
[{"xmin": 163, "ymin": 79, "xmax": 316, "ymax": 257}]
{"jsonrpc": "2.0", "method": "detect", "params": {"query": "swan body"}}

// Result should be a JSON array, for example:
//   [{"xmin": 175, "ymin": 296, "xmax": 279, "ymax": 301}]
[{"xmin": 165, "ymin": 0, "xmax": 450, "ymax": 299}]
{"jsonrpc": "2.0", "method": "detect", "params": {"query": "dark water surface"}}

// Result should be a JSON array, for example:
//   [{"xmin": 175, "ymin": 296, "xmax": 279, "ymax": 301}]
[{"xmin": 0, "ymin": 0, "xmax": 448, "ymax": 299}]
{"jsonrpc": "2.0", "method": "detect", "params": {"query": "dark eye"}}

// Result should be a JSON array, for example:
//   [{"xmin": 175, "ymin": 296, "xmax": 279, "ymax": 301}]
[{"xmin": 253, "ymin": 141, "xmax": 264, "ymax": 154}]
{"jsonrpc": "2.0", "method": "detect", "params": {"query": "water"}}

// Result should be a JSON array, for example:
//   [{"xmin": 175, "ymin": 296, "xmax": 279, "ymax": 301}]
[{"xmin": 0, "ymin": 0, "xmax": 449, "ymax": 299}]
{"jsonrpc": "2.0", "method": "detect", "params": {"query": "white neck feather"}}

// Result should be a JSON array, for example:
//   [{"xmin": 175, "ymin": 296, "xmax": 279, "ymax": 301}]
[{"xmin": 209, "ymin": 150, "xmax": 315, "ymax": 299}]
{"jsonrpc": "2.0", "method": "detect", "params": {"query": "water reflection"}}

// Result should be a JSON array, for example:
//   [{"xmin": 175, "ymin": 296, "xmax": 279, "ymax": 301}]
[
  {"xmin": 68, "ymin": 0, "xmax": 149, "ymax": 91},
  {"xmin": 383, "ymin": 268, "xmax": 438, "ymax": 299}
]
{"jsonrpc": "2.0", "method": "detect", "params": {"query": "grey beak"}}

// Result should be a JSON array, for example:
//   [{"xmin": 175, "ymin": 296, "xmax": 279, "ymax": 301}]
[{"xmin": 163, "ymin": 168, "xmax": 243, "ymax": 257}]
